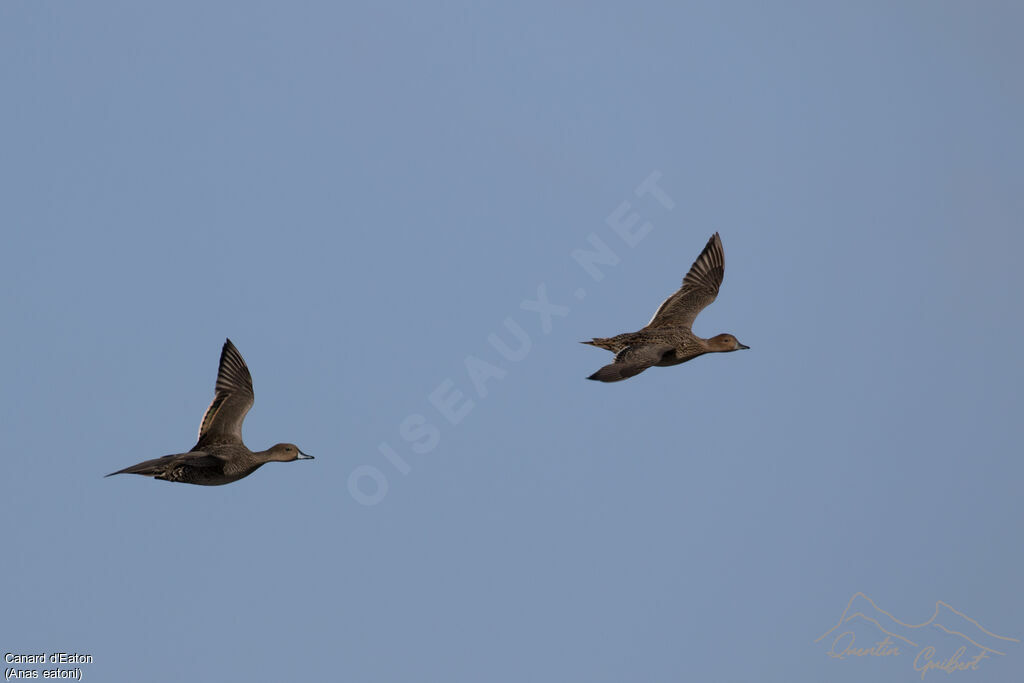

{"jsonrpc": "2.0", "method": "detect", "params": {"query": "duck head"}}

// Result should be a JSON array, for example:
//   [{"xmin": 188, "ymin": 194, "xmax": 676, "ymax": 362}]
[
  {"xmin": 266, "ymin": 443, "xmax": 314, "ymax": 462},
  {"xmin": 708, "ymin": 334, "xmax": 750, "ymax": 352}
]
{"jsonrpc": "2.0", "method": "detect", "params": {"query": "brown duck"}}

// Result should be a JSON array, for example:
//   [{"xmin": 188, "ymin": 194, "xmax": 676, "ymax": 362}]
[
  {"xmin": 106, "ymin": 339, "xmax": 313, "ymax": 485},
  {"xmin": 584, "ymin": 232, "xmax": 748, "ymax": 382}
]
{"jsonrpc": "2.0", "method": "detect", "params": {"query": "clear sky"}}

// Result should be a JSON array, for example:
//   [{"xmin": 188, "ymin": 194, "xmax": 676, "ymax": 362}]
[{"xmin": 2, "ymin": 2, "xmax": 1022, "ymax": 682}]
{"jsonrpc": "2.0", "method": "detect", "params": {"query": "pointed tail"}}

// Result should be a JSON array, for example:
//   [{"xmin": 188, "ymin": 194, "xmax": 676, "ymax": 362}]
[{"xmin": 581, "ymin": 337, "xmax": 620, "ymax": 352}]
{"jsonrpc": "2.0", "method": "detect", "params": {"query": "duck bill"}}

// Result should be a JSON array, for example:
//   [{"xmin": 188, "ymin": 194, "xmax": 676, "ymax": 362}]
[
  {"xmin": 297, "ymin": 449, "xmax": 314, "ymax": 460},
  {"xmin": 738, "ymin": 343, "xmax": 750, "ymax": 350}
]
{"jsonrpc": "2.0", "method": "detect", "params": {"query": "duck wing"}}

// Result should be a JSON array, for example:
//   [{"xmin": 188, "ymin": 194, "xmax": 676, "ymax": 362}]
[
  {"xmin": 195, "ymin": 339, "xmax": 254, "ymax": 448},
  {"xmin": 646, "ymin": 232, "xmax": 724, "ymax": 329},
  {"xmin": 586, "ymin": 344, "xmax": 674, "ymax": 383}
]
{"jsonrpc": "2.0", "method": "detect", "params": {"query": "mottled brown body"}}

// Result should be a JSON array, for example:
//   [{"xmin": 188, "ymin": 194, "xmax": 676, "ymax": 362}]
[
  {"xmin": 106, "ymin": 339, "xmax": 312, "ymax": 486},
  {"xmin": 583, "ymin": 233, "xmax": 748, "ymax": 383}
]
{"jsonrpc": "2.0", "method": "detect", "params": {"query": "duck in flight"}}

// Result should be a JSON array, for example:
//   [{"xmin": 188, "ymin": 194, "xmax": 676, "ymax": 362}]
[
  {"xmin": 583, "ymin": 232, "xmax": 748, "ymax": 382},
  {"xmin": 107, "ymin": 339, "xmax": 313, "ymax": 485}
]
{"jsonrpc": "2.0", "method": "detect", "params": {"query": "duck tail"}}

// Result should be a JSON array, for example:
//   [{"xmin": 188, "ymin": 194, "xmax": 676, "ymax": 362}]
[
  {"xmin": 105, "ymin": 455, "xmax": 173, "ymax": 478},
  {"xmin": 581, "ymin": 337, "xmax": 618, "ymax": 351},
  {"xmin": 105, "ymin": 463, "xmax": 156, "ymax": 477}
]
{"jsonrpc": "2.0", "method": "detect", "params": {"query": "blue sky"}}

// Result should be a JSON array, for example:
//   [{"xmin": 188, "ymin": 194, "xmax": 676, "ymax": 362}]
[{"xmin": 2, "ymin": 2, "xmax": 1022, "ymax": 682}]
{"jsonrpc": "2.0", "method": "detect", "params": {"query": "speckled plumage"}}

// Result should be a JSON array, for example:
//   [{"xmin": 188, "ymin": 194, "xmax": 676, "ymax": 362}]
[
  {"xmin": 583, "ymin": 232, "xmax": 749, "ymax": 382},
  {"xmin": 106, "ymin": 339, "xmax": 313, "ymax": 485}
]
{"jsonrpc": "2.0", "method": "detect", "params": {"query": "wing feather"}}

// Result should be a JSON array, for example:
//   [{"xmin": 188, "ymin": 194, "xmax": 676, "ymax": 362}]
[
  {"xmin": 587, "ymin": 344, "xmax": 674, "ymax": 383},
  {"xmin": 195, "ymin": 339, "xmax": 254, "ymax": 447},
  {"xmin": 646, "ymin": 232, "xmax": 725, "ymax": 329}
]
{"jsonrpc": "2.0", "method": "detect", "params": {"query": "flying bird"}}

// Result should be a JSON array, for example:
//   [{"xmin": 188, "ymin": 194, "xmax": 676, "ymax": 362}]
[
  {"xmin": 107, "ymin": 339, "xmax": 313, "ymax": 485},
  {"xmin": 583, "ymin": 232, "xmax": 748, "ymax": 382}
]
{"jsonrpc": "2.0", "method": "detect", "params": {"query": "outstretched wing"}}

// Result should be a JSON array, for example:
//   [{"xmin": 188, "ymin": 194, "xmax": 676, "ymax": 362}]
[
  {"xmin": 646, "ymin": 232, "xmax": 724, "ymax": 329},
  {"xmin": 587, "ymin": 344, "xmax": 674, "ymax": 383},
  {"xmin": 195, "ymin": 339, "xmax": 254, "ymax": 447}
]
